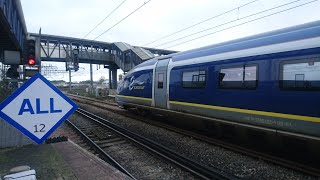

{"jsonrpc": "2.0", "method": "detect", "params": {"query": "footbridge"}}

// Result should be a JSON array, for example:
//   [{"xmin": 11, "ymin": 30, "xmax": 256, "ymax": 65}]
[
  {"xmin": 30, "ymin": 33, "xmax": 176, "ymax": 88},
  {"xmin": 0, "ymin": 0, "xmax": 26, "ymax": 51},
  {"xmin": 31, "ymin": 33, "xmax": 176, "ymax": 72},
  {"xmin": 0, "ymin": 0, "xmax": 177, "ymax": 89}
]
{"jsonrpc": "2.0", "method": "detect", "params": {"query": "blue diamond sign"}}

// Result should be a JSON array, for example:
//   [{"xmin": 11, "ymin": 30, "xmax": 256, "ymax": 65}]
[{"xmin": 0, "ymin": 73, "xmax": 78, "ymax": 144}]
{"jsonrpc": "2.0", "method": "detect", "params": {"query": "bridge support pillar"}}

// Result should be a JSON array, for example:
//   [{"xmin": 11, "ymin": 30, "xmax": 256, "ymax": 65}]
[
  {"xmin": 90, "ymin": 63, "xmax": 93, "ymax": 94},
  {"xmin": 112, "ymin": 68, "xmax": 117, "ymax": 89},
  {"xmin": 109, "ymin": 68, "xmax": 112, "ymax": 89},
  {"xmin": 0, "ymin": 49, "xmax": 3, "ymax": 62},
  {"xmin": 109, "ymin": 68, "xmax": 117, "ymax": 89}
]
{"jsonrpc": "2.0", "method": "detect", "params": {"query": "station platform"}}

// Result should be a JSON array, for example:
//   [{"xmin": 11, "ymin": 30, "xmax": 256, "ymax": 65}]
[{"xmin": 0, "ymin": 140, "xmax": 130, "ymax": 180}]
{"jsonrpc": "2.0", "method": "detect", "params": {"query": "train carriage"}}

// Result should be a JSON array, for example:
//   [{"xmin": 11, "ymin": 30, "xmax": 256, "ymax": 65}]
[{"xmin": 116, "ymin": 20, "xmax": 320, "ymax": 140}]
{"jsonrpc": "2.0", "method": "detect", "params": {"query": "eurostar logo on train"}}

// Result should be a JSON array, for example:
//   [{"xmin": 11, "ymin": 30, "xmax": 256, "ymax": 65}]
[{"xmin": 128, "ymin": 75, "xmax": 145, "ymax": 90}]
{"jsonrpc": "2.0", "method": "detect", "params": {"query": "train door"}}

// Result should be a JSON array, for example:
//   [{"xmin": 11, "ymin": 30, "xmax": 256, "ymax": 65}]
[{"xmin": 154, "ymin": 58, "xmax": 170, "ymax": 109}]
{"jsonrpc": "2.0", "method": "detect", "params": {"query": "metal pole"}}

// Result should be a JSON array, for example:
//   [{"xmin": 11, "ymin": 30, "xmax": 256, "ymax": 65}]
[
  {"xmin": 108, "ymin": 68, "xmax": 112, "ymax": 89},
  {"xmin": 37, "ymin": 28, "xmax": 42, "ymax": 73},
  {"xmin": 0, "ymin": 63, "xmax": 3, "ymax": 81},
  {"xmin": 90, "ymin": 62, "xmax": 93, "ymax": 95},
  {"xmin": 22, "ymin": 65, "xmax": 25, "ymax": 80},
  {"xmin": 0, "ymin": 49, "xmax": 3, "ymax": 80},
  {"xmin": 69, "ymin": 70, "xmax": 71, "ymax": 92}
]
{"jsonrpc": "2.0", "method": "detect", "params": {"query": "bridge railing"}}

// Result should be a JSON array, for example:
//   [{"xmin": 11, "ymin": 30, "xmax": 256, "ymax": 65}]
[
  {"xmin": 30, "ymin": 34, "xmax": 177, "ymax": 72},
  {"xmin": 39, "ymin": 41, "xmax": 111, "ymax": 64}
]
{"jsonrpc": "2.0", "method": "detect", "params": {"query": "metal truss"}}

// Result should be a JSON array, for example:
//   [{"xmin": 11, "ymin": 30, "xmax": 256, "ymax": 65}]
[
  {"xmin": 0, "ymin": 0, "xmax": 176, "ymax": 73},
  {"xmin": 31, "ymin": 33, "xmax": 177, "ymax": 72},
  {"xmin": 31, "ymin": 33, "xmax": 112, "ymax": 65}
]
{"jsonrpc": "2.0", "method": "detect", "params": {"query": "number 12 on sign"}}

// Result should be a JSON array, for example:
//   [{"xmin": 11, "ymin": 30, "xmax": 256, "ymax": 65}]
[{"xmin": 34, "ymin": 124, "xmax": 46, "ymax": 133}]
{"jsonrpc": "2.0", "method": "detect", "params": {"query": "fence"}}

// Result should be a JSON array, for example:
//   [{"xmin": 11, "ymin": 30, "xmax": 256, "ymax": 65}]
[{"xmin": 0, "ymin": 73, "xmax": 35, "ymax": 148}]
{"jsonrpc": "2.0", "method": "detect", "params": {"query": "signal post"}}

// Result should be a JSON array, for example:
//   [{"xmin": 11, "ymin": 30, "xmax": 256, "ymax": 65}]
[{"xmin": 24, "ymin": 35, "xmax": 41, "ymax": 79}]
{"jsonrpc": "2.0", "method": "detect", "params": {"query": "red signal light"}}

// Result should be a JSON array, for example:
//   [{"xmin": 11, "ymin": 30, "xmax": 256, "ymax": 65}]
[{"xmin": 28, "ymin": 58, "xmax": 35, "ymax": 65}]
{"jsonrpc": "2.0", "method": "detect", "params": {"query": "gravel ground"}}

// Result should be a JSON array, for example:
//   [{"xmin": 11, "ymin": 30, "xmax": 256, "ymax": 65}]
[
  {"xmin": 77, "ymin": 102, "xmax": 318, "ymax": 180},
  {"xmin": 55, "ymin": 113, "xmax": 200, "ymax": 179}
]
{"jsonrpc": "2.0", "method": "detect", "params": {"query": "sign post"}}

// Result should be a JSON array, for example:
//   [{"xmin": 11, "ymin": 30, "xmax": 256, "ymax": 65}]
[{"xmin": 0, "ymin": 73, "xmax": 78, "ymax": 144}]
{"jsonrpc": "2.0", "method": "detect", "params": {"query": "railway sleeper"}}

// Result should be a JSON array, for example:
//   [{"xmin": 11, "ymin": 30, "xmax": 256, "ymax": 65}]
[
  {"xmin": 99, "ymin": 140, "xmax": 128, "ymax": 148},
  {"xmin": 95, "ymin": 138, "xmax": 124, "ymax": 144}
]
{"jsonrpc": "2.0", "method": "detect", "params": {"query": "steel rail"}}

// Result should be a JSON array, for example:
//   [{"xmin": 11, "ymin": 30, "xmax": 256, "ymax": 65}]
[
  {"xmin": 69, "ymin": 95, "xmax": 320, "ymax": 177},
  {"xmin": 66, "ymin": 119, "xmax": 137, "ymax": 180},
  {"xmin": 75, "ymin": 108, "xmax": 238, "ymax": 180}
]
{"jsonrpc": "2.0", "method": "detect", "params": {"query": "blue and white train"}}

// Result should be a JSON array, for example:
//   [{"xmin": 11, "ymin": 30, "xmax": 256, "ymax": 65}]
[{"xmin": 116, "ymin": 21, "xmax": 320, "ymax": 140}]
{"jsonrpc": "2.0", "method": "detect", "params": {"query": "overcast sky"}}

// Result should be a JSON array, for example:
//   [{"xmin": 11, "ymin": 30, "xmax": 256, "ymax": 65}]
[{"xmin": 21, "ymin": 0, "xmax": 320, "ymax": 82}]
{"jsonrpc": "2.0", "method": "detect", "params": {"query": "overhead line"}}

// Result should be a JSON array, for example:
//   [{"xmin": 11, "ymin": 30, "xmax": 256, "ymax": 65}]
[
  {"xmin": 94, "ymin": 0, "xmax": 152, "ymax": 40},
  {"xmin": 142, "ymin": 0, "xmax": 259, "ymax": 46},
  {"xmin": 154, "ymin": 0, "xmax": 303, "ymax": 48},
  {"xmin": 164, "ymin": 0, "xmax": 319, "ymax": 49},
  {"xmin": 83, "ymin": 0, "xmax": 127, "ymax": 39}
]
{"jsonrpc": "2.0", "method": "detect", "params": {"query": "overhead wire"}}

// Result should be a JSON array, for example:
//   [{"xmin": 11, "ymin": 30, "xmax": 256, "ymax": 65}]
[
  {"xmin": 83, "ymin": 0, "xmax": 127, "ymax": 39},
  {"xmin": 154, "ymin": 0, "xmax": 303, "ymax": 48},
  {"xmin": 93, "ymin": 0, "xmax": 153, "ymax": 40},
  {"xmin": 163, "ymin": 0, "xmax": 319, "ymax": 49},
  {"xmin": 142, "ymin": 0, "xmax": 259, "ymax": 46}
]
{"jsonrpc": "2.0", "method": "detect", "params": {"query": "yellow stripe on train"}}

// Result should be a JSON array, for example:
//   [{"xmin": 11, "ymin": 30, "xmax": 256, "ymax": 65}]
[
  {"xmin": 116, "ymin": 95, "xmax": 152, "ymax": 101},
  {"xmin": 170, "ymin": 101, "xmax": 320, "ymax": 123},
  {"xmin": 115, "ymin": 95, "xmax": 320, "ymax": 123}
]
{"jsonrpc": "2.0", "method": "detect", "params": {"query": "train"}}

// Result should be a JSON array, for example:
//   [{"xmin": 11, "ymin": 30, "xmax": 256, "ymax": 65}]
[{"xmin": 116, "ymin": 20, "xmax": 320, "ymax": 142}]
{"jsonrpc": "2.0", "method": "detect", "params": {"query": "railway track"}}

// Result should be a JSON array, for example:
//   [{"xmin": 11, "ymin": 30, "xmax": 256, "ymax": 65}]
[
  {"xmin": 68, "ymin": 94, "xmax": 320, "ymax": 177},
  {"xmin": 67, "ymin": 93, "xmax": 117, "ymax": 106},
  {"xmin": 68, "ymin": 108, "xmax": 237, "ymax": 180}
]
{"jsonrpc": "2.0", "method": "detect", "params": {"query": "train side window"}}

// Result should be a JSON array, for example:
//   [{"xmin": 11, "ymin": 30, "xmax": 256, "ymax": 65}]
[
  {"xmin": 280, "ymin": 59, "xmax": 320, "ymax": 90},
  {"xmin": 182, "ymin": 70, "xmax": 206, "ymax": 88},
  {"xmin": 135, "ymin": 73, "xmax": 152, "ymax": 84},
  {"xmin": 158, "ymin": 73, "xmax": 164, "ymax": 88},
  {"xmin": 244, "ymin": 65, "xmax": 257, "ymax": 88},
  {"xmin": 219, "ymin": 65, "xmax": 257, "ymax": 89}
]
